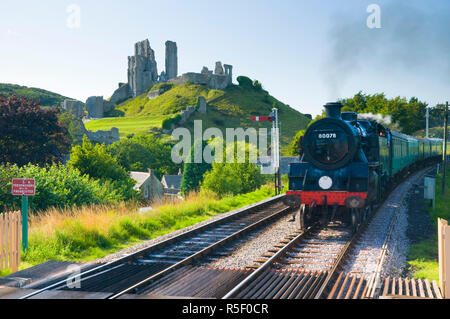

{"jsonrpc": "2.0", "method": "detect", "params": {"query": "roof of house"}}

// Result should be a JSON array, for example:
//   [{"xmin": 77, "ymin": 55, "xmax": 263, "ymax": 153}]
[
  {"xmin": 130, "ymin": 171, "xmax": 151, "ymax": 189},
  {"xmin": 162, "ymin": 174, "xmax": 183, "ymax": 190}
]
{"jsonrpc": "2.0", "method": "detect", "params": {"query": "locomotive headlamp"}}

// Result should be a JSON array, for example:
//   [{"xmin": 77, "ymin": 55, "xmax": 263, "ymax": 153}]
[{"xmin": 318, "ymin": 176, "xmax": 333, "ymax": 190}]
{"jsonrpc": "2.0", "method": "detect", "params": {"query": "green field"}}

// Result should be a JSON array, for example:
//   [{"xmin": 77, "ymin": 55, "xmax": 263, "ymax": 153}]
[{"xmin": 84, "ymin": 115, "xmax": 168, "ymax": 138}]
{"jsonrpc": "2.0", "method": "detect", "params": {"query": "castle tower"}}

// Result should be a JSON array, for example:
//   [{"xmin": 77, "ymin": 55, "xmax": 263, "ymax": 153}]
[
  {"xmin": 127, "ymin": 39, "xmax": 158, "ymax": 97},
  {"xmin": 165, "ymin": 41, "xmax": 178, "ymax": 80}
]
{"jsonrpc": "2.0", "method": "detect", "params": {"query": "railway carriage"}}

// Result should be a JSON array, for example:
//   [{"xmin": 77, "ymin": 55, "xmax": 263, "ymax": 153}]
[{"xmin": 285, "ymin": 102, "xmax": 444, "ymax": 232}]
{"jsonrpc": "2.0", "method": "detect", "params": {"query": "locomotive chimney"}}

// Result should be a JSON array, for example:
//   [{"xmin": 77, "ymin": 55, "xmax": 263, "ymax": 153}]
[{"xmin": 324, "ymin": 102, "xmax": 343, "ymax": 119}]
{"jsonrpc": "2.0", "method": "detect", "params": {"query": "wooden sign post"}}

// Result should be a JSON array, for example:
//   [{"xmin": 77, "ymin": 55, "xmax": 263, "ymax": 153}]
[{"xmin": 11, "ymin": 178, "xmax": 35, "ymax": 251}]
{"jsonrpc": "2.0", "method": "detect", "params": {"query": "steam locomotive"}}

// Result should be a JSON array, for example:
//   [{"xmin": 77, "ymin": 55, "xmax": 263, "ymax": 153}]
[{"xmin": 284, "ymin": 102, "xmax": 442, "ymax": 231}]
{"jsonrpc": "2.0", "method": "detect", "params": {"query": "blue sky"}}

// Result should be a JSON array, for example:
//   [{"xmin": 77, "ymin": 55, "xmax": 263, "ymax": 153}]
[{"xmin": 0, "ymin": 0, "xmax": 449, "ymax": 116}]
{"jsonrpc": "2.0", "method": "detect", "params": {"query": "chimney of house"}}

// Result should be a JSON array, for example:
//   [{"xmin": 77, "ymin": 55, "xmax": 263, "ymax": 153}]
[
  {"xmin": 178, "ymin": 168, "xmax": 182, "ymax": 175},
  {"xmin": 148, "ymin": 168, "xmax": 154, "ymax": 176}
]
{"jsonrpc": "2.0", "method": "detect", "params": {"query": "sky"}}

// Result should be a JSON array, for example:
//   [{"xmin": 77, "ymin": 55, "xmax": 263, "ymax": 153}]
[{"xmin": 0, "ymin": 0, "xmax": 449, "ymax": 116}]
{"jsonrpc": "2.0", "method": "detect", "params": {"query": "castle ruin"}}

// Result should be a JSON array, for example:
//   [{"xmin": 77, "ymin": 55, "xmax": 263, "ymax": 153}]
[{"xmin": 82, "ymin": 38, "xmax": 232, "ymax": 119}]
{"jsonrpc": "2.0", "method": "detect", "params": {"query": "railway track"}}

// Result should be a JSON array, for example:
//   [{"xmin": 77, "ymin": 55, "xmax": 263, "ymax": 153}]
[
  {"xmin": 20, "ymin": 195, "xmax": 292, "ymax": 299},
  {"xmin": 221, "ymin": 220, "xmax": 356, "ymax": 299},
  {"xmin": 222, "ymin": 168, "xmax": 437, "ymax": 300}
]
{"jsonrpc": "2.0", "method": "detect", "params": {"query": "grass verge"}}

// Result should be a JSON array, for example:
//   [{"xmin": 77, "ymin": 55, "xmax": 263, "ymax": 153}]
[{"xmin": 406, "ymin": 170, "xmax": 450, "ymax": 282}]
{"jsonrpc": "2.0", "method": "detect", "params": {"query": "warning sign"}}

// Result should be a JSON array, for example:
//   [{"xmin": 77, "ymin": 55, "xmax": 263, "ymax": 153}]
[{"xmin": 12, "ymin": 179, "xmax": 35, "ymax": 196}]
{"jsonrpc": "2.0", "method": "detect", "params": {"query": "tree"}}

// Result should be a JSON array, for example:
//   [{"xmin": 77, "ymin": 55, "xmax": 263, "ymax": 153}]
[
  {"xmin": 287, "ymin": 129, "xmax": 306, "ymax": 156},
  {"xmin": 201, "ymin": 141, "xmax": 264, "ymax": 197},
  {"xmin": 340, "ymin": 92, "xmax": 428, "ymax": 135},
  {"xmin": 58, "ymin": 110, "xmax": 86, "ymax": 146},
  {"xmin": 0, "ymin": 94, "xmax": 70, "ymax": 166},
  {"xmin": 68, "ymin": 136, "xmax": 137, "ymax": 201},
  {"xmin": 180, "ymin": 140, "xmax": 212, "ymax": 195},
  {"xmin": 107, "ymin": 134, "xmax": 179, "ymax": 179},
  {"xmin": 68, "ymin": 136, "xmax": 129, "ymax": 181}
]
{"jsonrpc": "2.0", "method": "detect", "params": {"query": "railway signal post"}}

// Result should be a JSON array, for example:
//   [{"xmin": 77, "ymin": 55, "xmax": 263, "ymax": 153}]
[{"xmin": 251, "ymin": 108, "xmax": 280, "ymax": 194}]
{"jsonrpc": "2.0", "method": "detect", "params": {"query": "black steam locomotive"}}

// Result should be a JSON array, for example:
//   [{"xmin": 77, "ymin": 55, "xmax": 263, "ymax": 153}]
[{"xmin": 285, "ymin": 102, "xmax": 442, "ymax": 231}]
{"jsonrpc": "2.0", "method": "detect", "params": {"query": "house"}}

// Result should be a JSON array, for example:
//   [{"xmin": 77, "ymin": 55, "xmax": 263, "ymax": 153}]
[
  {"xmin": 161, "ymin": 169, "xmax": 183, "ymax": 195},
  {"xmin": 129, "ymin": 169, "xmax": 164, "ymax": 201}
]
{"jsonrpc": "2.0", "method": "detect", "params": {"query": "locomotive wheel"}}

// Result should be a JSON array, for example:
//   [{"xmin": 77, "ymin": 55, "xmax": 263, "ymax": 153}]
[{"xmin": 298, "ymin": 204, "xmax": 306, "ymax": 230}]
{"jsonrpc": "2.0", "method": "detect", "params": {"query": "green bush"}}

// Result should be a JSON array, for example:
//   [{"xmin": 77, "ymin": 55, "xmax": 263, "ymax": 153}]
[
  {"xmin": 237, "ymin": 76, "xmax": 253, "ymax": 89},
  {"xmin": 0, "ymin": 163, "xmax": 126, "ymax": 212},
  {"xmin": 150, "ymin": 83, "xmax": 173, "ymax": 93},
  {"xmin": 162, "ymin": 113, "xmax": 182, "ymax": 130},
  {"xmin": 253, "ymin": 80, "xmax": 263, "ymax": 91}
]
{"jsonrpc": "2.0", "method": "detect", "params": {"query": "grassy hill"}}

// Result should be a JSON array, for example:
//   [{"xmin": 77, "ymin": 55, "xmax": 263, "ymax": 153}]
[
  {"xmin": 85, "ymin": 82, "xmax": 311, "ymax": 154},
  {"xmin": 0, "ymin": 83, "xmax": 73, "ymax": 107}
]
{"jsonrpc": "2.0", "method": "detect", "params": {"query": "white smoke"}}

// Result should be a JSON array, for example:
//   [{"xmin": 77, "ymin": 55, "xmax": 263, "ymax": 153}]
[
  {"xmin": 357, "ymin": 112, "xmax": 392, "ymax": 125},
  {"xmin": 357, "ymin": 112, "xmax": 402, "ymax": 131}
]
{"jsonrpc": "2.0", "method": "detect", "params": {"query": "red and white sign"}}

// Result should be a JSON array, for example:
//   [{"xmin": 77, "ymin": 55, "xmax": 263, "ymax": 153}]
[
  {"xmin": 12, "ymin": 179, "xmax": 36, "ymax": 196},
  {"xmin": 251, "ymin": 116, "xmax": 275, "ymax": 122}
]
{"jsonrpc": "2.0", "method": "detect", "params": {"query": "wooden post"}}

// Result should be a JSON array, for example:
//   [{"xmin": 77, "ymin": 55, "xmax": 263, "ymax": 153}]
[{"xmin": 438, "ymin": 218, "xmax": 450, "ymax": 298}]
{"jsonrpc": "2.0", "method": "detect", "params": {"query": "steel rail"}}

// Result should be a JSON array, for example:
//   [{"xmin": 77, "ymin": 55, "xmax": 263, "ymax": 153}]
[
  {"xmin": 222, "ymin": 223, "xmax": 319, "ymax": 299},
  {"xmin": 20, "ymin": 194, "xmax": 285, "ymax": 299},
  {"xmin": 109, "ymin": 204, "xmax": 292, "ymax": 299}
]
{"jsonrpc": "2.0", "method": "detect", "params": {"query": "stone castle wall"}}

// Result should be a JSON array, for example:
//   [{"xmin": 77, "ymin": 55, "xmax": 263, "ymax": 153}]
[{"xmin": 169, "ymin": 61, "xmax": 232, "ymax": 90}]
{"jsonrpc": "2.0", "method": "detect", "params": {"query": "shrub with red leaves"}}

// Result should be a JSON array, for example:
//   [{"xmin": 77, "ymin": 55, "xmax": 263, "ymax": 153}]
[{"xmin": 0, "ymin": 94, "xmax": 70, "ymax": 166}]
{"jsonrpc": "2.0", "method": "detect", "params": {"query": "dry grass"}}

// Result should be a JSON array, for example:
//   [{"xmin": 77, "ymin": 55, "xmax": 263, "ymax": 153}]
[
  {"xmin": 29, "ymin": 202, "xmax": 139, "ymax": 238},
  {"xmin": 28, "ymin": 191, "xmax": 218, "ymax": 239}
]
